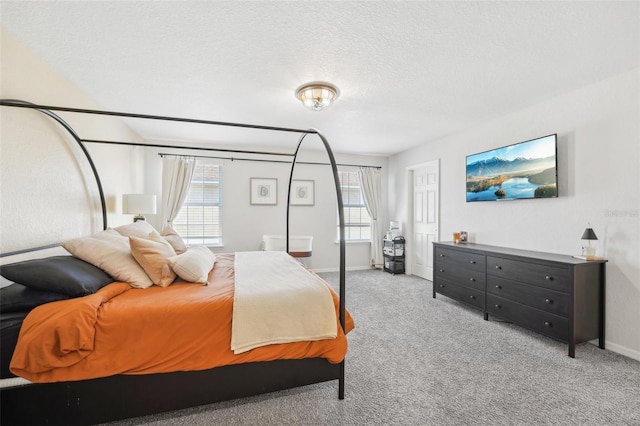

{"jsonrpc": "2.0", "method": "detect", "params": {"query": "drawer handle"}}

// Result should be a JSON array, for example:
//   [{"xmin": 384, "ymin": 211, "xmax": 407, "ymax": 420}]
[
  {"xmin": 495, "ymin": 265, "xmax": 502, "ymax": 270},
  {"xmin": 469, "ymin": 277, "xmax": 476, "ymax": 282},
  {"xmin": 439, "ymin": 269, "xmax": 445, "ymax": 273},
  {"xmin": 495, "ymin": 285, "xmax": 501, "ymax": 289},
  {"xmin": 469, "ymin": 295, "xmax": 476, "ymax": 300},
  {"xmin": 495, "ymin": 304, "xmax": 501, "ymax": 309},
  {"xmin": 545, "ymin": 275, "xmax": 553, "ymax": 281},
  {"xmin": 469, "ymin": 260, "xmax": 476, "ymax": 264},
  {"xmin": 544, "ymin": 321, "xmax": 552, "ymax": 327},
  {"xmin": 545, "ymin": 298, "xmax": 552, "ymax": 304},
  {"xmin": 439, "ymin": 284, "xmax": 445, "ymax": 288},
  {"xmin": 439, "ymin": 254, "xmax": 445, "ymax": 257}
]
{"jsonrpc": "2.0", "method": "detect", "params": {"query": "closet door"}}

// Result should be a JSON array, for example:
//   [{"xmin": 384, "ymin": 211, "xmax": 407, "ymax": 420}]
[{"xmin": 412, "ymin": 160, "xmax": 439, "ymax": 281}]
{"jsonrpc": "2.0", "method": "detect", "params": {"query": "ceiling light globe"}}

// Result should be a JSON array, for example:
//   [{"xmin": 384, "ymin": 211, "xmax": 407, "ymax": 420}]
[{"xmin": 295, "ymin": 82, "xmax": 340, "ymax": 111}]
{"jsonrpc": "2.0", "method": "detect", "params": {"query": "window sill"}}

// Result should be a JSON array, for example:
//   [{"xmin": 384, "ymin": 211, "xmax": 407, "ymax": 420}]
[
  {"xmin": 335, "ymin": 240, "xmax": 371, "ymax": 245},
  {"xmin": 185, "ymin": 241, "xmax": 224, "ymax": 248}
]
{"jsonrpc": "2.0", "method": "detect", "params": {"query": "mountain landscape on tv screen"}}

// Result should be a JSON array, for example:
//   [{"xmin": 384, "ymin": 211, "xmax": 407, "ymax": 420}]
[{"xmin": 466, "ymin": 155, "xmax": 557, "ymax": 201}]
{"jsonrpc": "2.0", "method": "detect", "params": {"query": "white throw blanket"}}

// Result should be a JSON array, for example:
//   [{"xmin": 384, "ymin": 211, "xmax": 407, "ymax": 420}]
[{"xmin": 231, "ymin": 251, "xmax": 338, "ymax": 354}]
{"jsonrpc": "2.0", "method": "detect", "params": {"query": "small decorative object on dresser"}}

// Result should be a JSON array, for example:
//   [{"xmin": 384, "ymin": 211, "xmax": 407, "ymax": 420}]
[
  {"xmin": 433, "ymin": 241, "xmax": 606, "ymax": 358},
  {"xmin": 383, "ymin": 236, "xmax": 405, "ymax": 274},
  {"xmin": 580, "ymin": 224, "xmax": 598, "ymax": 257}
]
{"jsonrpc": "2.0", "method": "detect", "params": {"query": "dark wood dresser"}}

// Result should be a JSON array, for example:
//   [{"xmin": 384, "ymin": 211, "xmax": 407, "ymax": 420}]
[{"xmin": 433, "ymin": 242, "xmax": 606, "ymax": 357}]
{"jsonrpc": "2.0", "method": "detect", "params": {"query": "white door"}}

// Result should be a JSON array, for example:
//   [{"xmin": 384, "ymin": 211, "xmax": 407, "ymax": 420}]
[{"xmin": 412, "ymin": 160, "xmax": 439, "ymax": 280}]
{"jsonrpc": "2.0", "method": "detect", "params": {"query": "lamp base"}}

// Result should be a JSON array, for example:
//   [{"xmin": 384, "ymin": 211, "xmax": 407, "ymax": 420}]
[
  {"xmin": 572, "ymin": 254, "xmax": 605, "ymax": 261},
  {"xmin": 133, "ymin": 215, "xmax": 146, "ymax": 222}
]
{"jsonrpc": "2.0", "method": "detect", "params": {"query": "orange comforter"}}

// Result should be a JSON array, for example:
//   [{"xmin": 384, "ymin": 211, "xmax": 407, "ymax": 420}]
[{"xmin": 10, "ymin": 253, "xmax": 354, "ymax": 383}]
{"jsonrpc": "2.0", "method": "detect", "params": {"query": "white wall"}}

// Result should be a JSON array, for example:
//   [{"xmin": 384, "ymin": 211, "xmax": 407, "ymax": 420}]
[
  {"xmin": 388, "ymin": 68, "xmax": 640, "ymax": 360},
  {"xmin": 0, "ymin": 30, "xmax": 144, "ymax": 252},
  {"xmin": 142, "ymin": 144, "xmax": 387, "ymax": 271}
]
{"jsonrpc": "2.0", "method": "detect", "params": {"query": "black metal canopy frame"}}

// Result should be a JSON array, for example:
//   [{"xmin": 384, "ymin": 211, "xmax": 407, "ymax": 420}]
[{"xmin": 0, "ymin": 98, "xmax": 348, "ymax": 423}]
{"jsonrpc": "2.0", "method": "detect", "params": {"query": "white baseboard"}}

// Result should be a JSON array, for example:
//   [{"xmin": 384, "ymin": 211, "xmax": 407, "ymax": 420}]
[{"xmin": 603, "ymin": 340, "xmax": 640, "ymax": 362}]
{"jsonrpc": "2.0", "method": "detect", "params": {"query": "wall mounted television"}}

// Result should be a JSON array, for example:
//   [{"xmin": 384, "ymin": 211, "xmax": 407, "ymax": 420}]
[{"xmin": 466, "ymin": 134, "xmax": 558, "ymax": 202}]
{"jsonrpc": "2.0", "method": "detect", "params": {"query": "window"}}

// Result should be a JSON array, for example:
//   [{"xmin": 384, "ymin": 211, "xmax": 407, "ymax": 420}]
[
  {"xmin": 338, "ymin": 170, "xmax": 371, "ymax": 241},
  {"xmin": 173, "ymin": 162, "xmax": 222, "ymax": 246}
]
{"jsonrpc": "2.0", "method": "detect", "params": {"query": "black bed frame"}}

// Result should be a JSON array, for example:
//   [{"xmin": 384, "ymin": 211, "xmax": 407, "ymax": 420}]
[
  {"xmin": 2, "ymin": 359, "xmax": 341, "ymax": 425},
  {"xmin": 0, "ymin": 100, "xmax": 347, "ymax": 425}
]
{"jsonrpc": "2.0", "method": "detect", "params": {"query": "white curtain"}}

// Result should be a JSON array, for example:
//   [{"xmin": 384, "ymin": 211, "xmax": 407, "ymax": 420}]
[
  {"xmin": 161, "ymin": 156, "xmax": 196, "ymax": 227},
  {"xmin": 358, "ymin": 167, "xmax": 383, "ymax": 268}
]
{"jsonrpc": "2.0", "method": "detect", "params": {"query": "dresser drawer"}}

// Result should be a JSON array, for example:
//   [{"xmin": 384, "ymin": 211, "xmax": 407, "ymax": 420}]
[
  {"xmin": 487, "ymin": 256, "xmax": 570, "ymax": 292},
  {"xmin": 435, "ymin": 279, "xmax": 485, "ymax": 311},
  {"xmin": 487, "ymin": 295, "xmax": 569, "ymax": 342},
  {"xmin": 487, "ymin": 276, "xmax": 569, "ymax": 317},
  {"xmin": 435, "ymin": 247, "xmax": 485, "ymax": 273},
  {"xmin": 435, "ymin": 264, "xmax": 485, "ymax": 292}
]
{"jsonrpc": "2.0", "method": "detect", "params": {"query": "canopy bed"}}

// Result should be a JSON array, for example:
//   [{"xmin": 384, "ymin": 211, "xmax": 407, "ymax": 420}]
[{"xmin": 0, "ymin": 99, "xmax": 350, "ymax": 425}]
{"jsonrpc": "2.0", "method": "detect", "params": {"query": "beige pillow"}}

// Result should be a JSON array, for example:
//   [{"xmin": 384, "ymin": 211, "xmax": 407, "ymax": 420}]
[
  {"xmin": 63, "ymin": 229, "xmax": 154, "ymax": 289},
  {"xmin": 114, "ymin": 221, "xmax": 157, "ymax": 238},
  {"xmin": 168, "ymin": 245, "xmax": 216, "ymax": 284},
  {"xmin": 129, "ymin": 235, "xmax": 177, "ymax": 287},
  {"xmin": 161, "ymin": 224, "xmax": 187, "ymax": 255}
]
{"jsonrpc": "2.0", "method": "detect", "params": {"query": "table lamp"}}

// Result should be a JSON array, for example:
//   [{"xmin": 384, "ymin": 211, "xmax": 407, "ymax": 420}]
[
  {"xmin": 580, "ymin": 225, "xmax": 598, "ymax": 257},
  {"xmin": 123, "ymin": 194, "xmax": 157, "ymax": 222}
]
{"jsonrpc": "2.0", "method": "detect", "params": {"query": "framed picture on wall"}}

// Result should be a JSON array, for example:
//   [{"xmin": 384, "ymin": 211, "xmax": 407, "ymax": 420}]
[
  {"xmin": 290, "ymin": 180, "xmax": 315, "ymax": 206},
  {"xmin": 250, "ymin": 178, "xmax": 277, "ymax": 205}
]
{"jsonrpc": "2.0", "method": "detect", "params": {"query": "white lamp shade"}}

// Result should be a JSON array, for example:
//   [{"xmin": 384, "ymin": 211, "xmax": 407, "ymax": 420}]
[{"xmin": 123, "ymin": 194, "xmax": 157, "ymax": 215}]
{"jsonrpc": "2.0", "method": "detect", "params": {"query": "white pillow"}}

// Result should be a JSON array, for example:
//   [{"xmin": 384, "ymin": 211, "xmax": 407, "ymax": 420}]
[
  {"xmin": 63, "ymin": 229, "xmax": 154, "ymax": 289},
  {"xmin": 168, "ymin": 245, "xmax": 216, "ymax": 284},
  {"xmin": 114, "ymin": 221, "xmax": 157, "ymax": 238},
  {"xmin": 161, "ymin": 224, "xmax": 187, "ymax": 255}
]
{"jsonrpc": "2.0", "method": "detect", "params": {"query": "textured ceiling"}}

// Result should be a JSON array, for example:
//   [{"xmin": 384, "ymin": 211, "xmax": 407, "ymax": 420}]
[{"xmin": 1, "ymin": 1, "xmax": 638, "ymax": 156}]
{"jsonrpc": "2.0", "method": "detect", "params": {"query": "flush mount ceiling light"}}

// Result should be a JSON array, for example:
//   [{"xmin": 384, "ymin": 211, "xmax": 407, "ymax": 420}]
[{"xmin": 295, "ymin": 82, "xmax": 340, "ymax": 111}]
